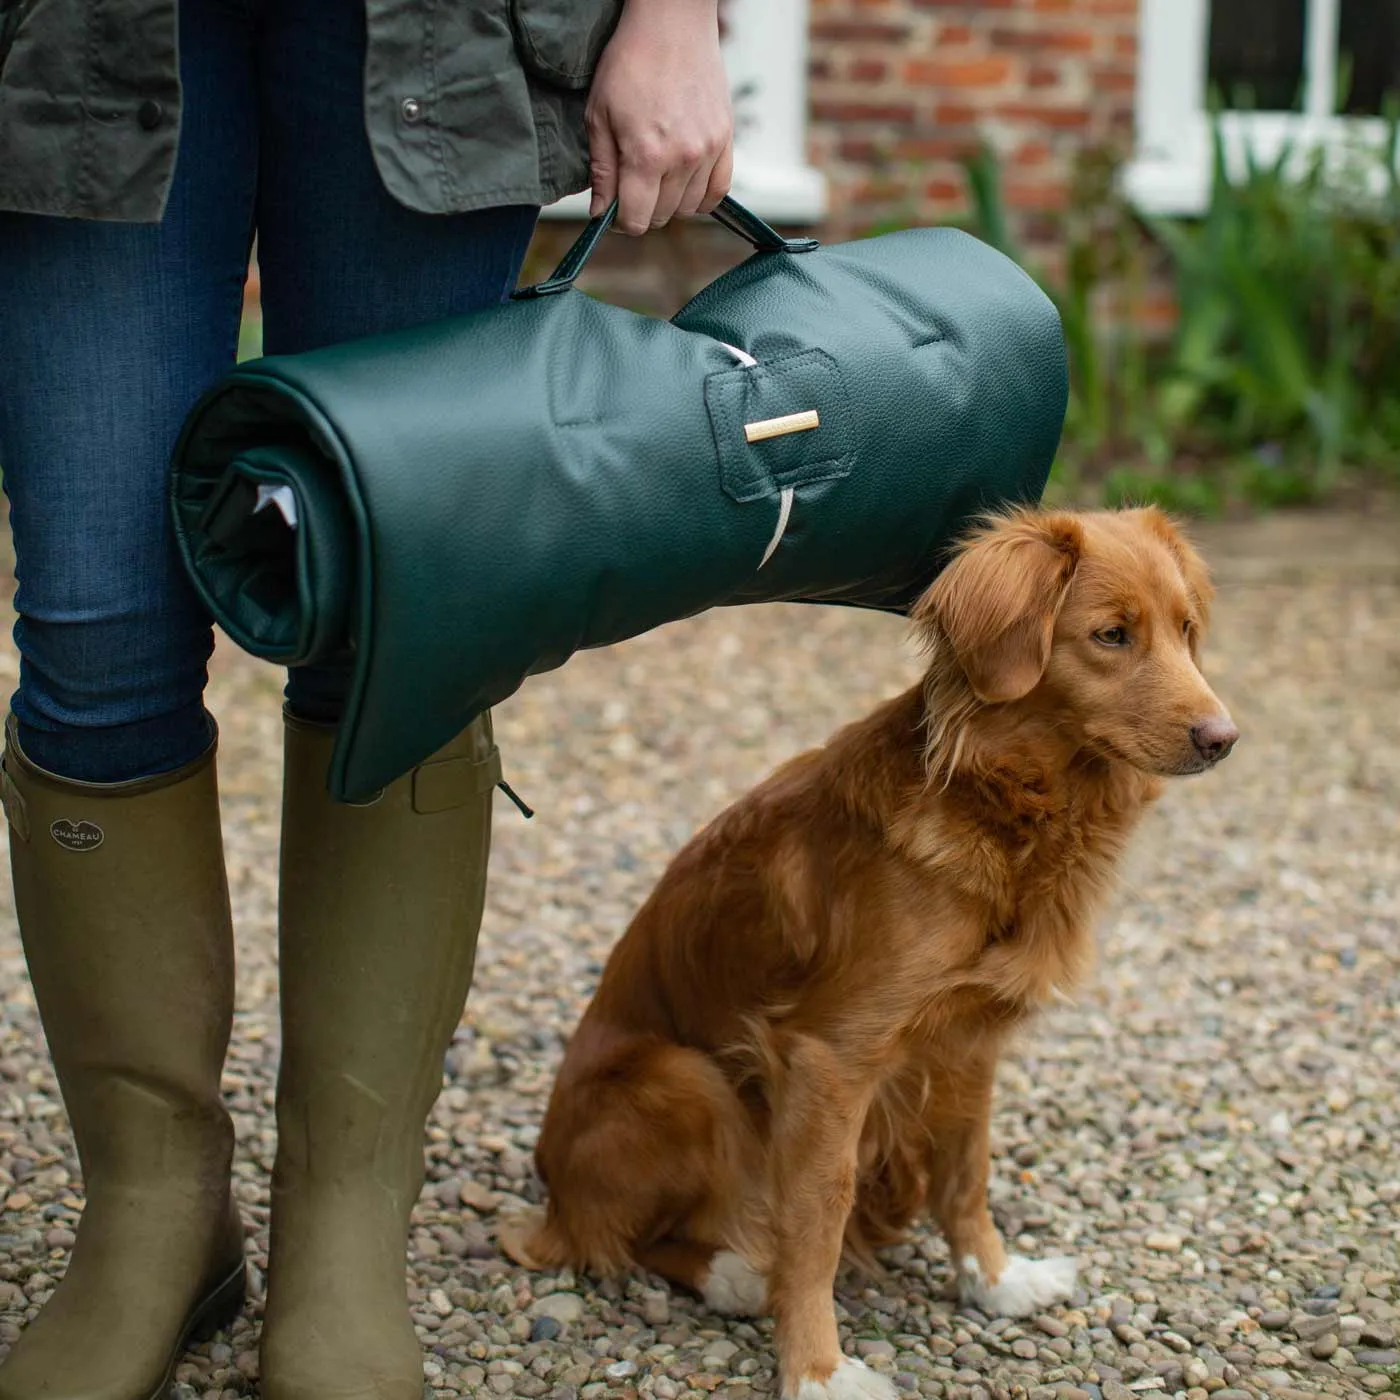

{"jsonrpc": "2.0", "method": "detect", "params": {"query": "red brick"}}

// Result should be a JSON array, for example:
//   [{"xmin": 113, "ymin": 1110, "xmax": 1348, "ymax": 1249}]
[
  {"xmin": 1013, "ymin": 139, "xmax": 1055, "ymax": 166},
  {"xmin": 806, "ymin": 0, "xmax": 1141, "ymax": 285},
  {"xmin": 934, "ymin": 102, "xmax": 980, "ymax": 125},
  {"xmin": 1003, "ymin": 178, "xmax": 1070, "ymax": 210},
  {"xmin": 851, "ymin": 176, "xmax": 911, "ymax": 203},
  {"xmin": 924, "ymin": 177, "xmax": 965, "ymax": 201},
  {"xmin": 850, "ymin": 57, "xmax": 890, "ymax": 82},
  {"xmin": 904, "ymin": 56, "xmax": 1014, "ymax": 86},
  {"xmin": 811, "ymin": 19, "xmax": 911, "ymax": 41},
  {"xmin": 1092, "ymin": 66, "xmax": 1137, "ymax": 93},
  {"xmin": 994, "ymin": 102, "xmax": 1091, "ymax": 129},
  {"xmin": 989, "ymin": 27, "xmax": 1096, "ymax": 52},
  {"xmin": 838, "ymin": 137, "xmax": 883, "ymax": 162},
  {"xmin": 894, "ymin": 136, "xmax": 982, "ymax": 160},
  {"xmin": 812, "ymin": 100, "xmax": 917, "ymax": 123}
]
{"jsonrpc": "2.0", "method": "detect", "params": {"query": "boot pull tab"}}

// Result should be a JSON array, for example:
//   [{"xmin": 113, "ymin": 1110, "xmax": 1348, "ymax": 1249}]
[
  {"xmin": 495, "ymin": 778, "xmax": 534, "ymax": 821},
  {"xmin": 409, "ymin": 742, "xmax": 536, "ymax": 819}
]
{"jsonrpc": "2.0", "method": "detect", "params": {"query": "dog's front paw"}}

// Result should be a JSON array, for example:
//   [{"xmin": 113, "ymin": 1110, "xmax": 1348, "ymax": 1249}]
[
  {"xmin": 496, "ymin": 1206, "xmax": 549, "ymax": 1269},
  {"xmin": 701, "ymin": 1250, "xmax": 768, "ymax": 1317},
  {"xmin": 785, "ymin": 1355, "xmax": 900, "ymax": 1400},
  {"xmin": 958, "ymin": 1253, "xmax": 1077, "ymax": 1318}
]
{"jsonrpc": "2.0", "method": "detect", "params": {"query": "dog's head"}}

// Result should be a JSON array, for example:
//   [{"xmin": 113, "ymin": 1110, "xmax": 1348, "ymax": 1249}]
[{"xmin": 914, "ymin": 506, "xmax": 1238, "ymax": 776}]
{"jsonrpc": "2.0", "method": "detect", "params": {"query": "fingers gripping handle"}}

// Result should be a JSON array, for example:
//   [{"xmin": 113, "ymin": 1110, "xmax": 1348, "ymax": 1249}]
[{"xmin": 513, "ymin": 195, "xmax": 819, "ymax": 300}]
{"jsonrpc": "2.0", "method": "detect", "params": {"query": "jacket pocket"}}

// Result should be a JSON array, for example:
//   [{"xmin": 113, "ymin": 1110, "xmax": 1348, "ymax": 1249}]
[{"xmin": 508, "ymin": 0, "xmax": 622, "ymax": 92}]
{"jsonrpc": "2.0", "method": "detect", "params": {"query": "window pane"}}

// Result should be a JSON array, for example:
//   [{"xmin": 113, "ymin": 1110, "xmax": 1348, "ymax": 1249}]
[
  {"xmin": 1207, "ymin": 0, "xmax": 1307, "ymax": 110},
  {"xmin": 1339, "ymin": 0, "xmax": 1400, "ymax": 113}
]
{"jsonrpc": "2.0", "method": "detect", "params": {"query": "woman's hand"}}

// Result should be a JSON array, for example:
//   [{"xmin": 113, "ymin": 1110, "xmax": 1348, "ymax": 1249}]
[{"xmin": 586, "ymin": 0, "xmax": 734, "ymax": 234}]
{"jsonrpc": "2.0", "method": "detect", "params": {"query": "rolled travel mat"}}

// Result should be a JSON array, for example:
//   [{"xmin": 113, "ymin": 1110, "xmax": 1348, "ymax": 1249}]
[{"xmin": 170, "ymin": 197, "xmax": 1067, "ymax": 802}]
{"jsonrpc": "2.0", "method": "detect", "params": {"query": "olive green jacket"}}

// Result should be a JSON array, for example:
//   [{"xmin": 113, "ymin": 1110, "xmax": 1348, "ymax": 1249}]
[{"xmin": 0, "ymin": 0, "xmax": 621, "ymax": 221}]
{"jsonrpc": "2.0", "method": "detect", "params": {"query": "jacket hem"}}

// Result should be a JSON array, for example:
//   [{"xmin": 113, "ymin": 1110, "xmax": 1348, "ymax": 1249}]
[
  {"xmin": 381, "ymin": 170, "xmax": 589, "ymax": 217},
  {"xmin": 0, "ymin": 186, "xmax": 168, "ymax": 222}
]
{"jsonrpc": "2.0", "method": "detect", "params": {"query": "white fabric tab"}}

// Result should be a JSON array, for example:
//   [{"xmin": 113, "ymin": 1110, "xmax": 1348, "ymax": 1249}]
[
  {"xmin": 759, "ymin": 487, "xmax": 795, "ymax": 569},
  {"xmin": 716, "ymin": 341, "xmax": 793, "ymax": 570},
  {"xmin": 254, "ymin": 484, "xmax": 299, "ymax": 529}
]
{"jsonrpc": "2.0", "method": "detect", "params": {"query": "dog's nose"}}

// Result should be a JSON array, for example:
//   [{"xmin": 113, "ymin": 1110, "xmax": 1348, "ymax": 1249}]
[{"xmin": 1191, "ymin": 715, "xmax": 1239, "ymax": 765}]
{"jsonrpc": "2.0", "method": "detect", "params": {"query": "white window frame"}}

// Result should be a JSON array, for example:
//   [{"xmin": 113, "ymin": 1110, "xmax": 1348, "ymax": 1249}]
[
  {"xmin": 540, "ymin": 0, "xmax": 827, "ymax": 224},
  {"xmin": 1125, "ymin": 0, "xmax": 1398, "ymax": 215}
]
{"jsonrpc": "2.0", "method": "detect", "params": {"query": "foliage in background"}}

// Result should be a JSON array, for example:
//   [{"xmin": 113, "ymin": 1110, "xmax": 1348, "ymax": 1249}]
[
  {"xmin": 237, "ymin": 314, "xmax": 262, "ymax": 363},
  {"xmin": 961, "ymin": 115, "xmax": 1400, "ymax": 514}
]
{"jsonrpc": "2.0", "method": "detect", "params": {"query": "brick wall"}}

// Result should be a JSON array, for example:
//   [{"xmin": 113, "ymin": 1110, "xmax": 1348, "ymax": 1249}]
[{"xmin": 808, "ymin": 0, "xmax": 1140, "ymax": 253}]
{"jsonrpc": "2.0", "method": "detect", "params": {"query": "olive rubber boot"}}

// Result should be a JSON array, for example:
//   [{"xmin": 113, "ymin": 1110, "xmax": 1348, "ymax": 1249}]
[
  {"xmin": 0, "ymin": 718, "xmax": 246, "ymax": 1400},
  {"xmin": 260, "ymin": 711, "xmax": 498, "ymax": 1400}
]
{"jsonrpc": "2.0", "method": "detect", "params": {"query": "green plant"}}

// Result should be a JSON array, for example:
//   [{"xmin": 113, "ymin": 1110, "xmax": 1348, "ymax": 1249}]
[
  {"xmin": 1148, "ymin": 115, "xmax": 1400, "ymax": 489},
  {"xmin": 960, "ymin": 110, "xmax": 1400, "ymax": 509},
  {"xmin": 237, "ymin": 313, "xmax": 262, "ymax": 363},
  {"xmin": 961, "ymin": 142, "xmax": 1160, "ymax": 473}
]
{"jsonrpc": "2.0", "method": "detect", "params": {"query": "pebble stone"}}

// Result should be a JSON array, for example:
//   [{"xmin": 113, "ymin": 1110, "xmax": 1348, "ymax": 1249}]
[
  {"xmin": 1355, "ymin": 1349, "xmax": 1400, "ymax": 1366},
  {"xmin": 526, "ymin": 1293, "xmax": 584, "ymax": 1327},
  {"xmin": 528, "ymin": 1316, "xmax": 561, "ymax": 1343},
  {"xmin": 0, "ymin": 510, "xmax": 1396, "ymax": 1400},
  {"xmin": 1293, "ymin": 1312, "xmax": 1340, "ymax": 1340}
]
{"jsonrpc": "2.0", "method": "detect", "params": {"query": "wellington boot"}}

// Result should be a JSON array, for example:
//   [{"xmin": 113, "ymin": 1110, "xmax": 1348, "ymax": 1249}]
[
  {"xmin": 0, "ymin": 719, "xmax": 245, "ymax": 1400},
  {"xmin": 260, "ymin": 711, "xmax": 498, "ymax": 1400}
]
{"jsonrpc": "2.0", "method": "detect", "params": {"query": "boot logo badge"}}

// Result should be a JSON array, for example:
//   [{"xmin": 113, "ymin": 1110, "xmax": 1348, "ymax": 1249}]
[{"xmin": 50, "ymin": 819, "xmax": 104, "ymax": 853}]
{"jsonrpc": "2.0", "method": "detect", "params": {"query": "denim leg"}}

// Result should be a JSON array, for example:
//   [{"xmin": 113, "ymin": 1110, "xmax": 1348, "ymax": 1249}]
[
  {"xmin": 252, "ymin": 0, "xmax": 540, "ymax": 724},
  {"xmin": 0, "ymin": 0, "xmax": 259, "ymax": 782}
]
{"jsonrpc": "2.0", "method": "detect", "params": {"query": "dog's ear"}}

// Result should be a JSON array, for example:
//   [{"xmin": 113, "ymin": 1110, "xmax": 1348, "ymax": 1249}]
[
  {"xmin": 1128, "ymin": 506, "xmax": 1214, "ymax": 629},
  {"xmin": 914, "ymin": 510, "xmax": 1084, "ymax": 703}
]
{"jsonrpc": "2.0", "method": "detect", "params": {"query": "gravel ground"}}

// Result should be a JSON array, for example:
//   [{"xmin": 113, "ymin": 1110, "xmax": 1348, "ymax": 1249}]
[{"xmin": 0, "ymin": 507, "xmax": 1396, "ymax": 1400}]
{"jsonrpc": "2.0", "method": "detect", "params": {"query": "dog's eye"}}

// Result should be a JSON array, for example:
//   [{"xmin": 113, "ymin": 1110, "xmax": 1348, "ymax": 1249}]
[
  {"xmin": 1094, "ymin": 626, "xmax": 1129, "ymax": 647},
  {"xmin": 1182, "ymin": 618, "xmax": 1193, "ymax": 637}
]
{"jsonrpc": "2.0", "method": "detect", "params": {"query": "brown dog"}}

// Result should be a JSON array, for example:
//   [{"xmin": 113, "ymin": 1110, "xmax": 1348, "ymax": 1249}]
[{"xmin": 501, "ymin": 507, "xmax": 1238, "ymax": 1400}]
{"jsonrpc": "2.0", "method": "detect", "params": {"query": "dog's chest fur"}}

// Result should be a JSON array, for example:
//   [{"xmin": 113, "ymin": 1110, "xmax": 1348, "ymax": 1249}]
[{"xmin": 890, "ymin": 753, "xmax": 1160, "ymax": 1017}]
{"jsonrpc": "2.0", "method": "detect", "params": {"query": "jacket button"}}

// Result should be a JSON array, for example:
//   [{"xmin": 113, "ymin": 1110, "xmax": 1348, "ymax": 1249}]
[
  {"xmin": 400, "ymin": 97, "xmax": 424, "ymax": 124},
  {"xmin": 137, "ymin": 99, "xmax": 164, "ymax": 130}
]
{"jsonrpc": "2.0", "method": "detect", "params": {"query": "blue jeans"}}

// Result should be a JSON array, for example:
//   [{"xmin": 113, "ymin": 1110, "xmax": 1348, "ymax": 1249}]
[{"xmin": 0, "ymin": 0, "xmax": 539, "ymax": 784}]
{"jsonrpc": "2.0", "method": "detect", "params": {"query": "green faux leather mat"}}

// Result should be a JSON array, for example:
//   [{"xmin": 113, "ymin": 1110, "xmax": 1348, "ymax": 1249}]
[{"xmin": 171, "ymin": 198, "xmax": 1066, "ymax": 801}]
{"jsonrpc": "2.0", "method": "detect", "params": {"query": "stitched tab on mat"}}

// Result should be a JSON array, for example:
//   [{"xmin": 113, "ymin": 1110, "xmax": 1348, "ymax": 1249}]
[
  {"xmin": 412, "ymin": 746, "xmax": 504, "ymax": 814},
  {"xmin": 704, "ymin": 348, "xmax": 856, "ymax": 505}
]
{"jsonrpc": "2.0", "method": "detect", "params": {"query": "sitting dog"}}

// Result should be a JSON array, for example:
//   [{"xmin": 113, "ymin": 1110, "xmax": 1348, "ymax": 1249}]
[{"xmin": 501, "ymin": 507, "xmax": 1238, "ymax": 1400}]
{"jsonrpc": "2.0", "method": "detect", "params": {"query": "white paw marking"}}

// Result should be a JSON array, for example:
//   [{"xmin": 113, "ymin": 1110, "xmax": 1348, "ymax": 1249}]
[
  {"xmin": 958, "ymin": 1252, "xmax": 1077, "ymax": 1318},
  {"xmin": 787, "ymin": 1355, "xmax": 899, "ymax": 1400},
  {"xmin": 701, "ymin": 1249, "xmax": 768, "ymax": 1316}
]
